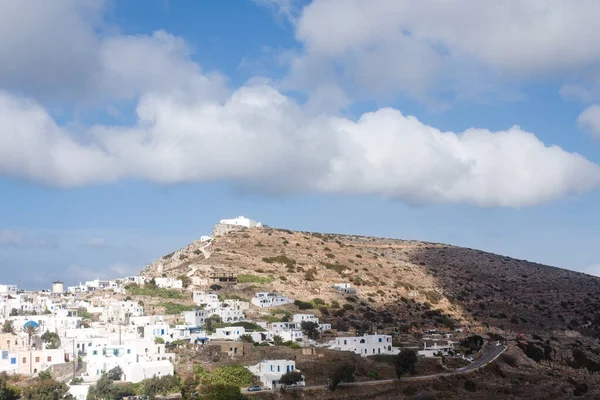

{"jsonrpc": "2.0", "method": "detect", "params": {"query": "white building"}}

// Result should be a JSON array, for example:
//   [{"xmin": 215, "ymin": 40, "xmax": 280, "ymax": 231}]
[
  {"xmin": 193, "ymin": 291, "xmax": 219, "ymax": 307},
  {"xmin": 247, "ymin": 360, "xmax": 304, "ymax": 389},
  {"xmin": 418, "ymin": 340, "xmax": 455, "ymax": 357},
  {"xmin": 183, "ymin": 309, "xmax": 207, "ymax": 327},
  {"xmin": 0, "ymin": 285, "xmax": 18, "ymax": 296},
  {"xmin": 219, "ymin": 216, "xmax": 262, "ymax": 228},
  {"xmin": 329, "ymin": 334, "xmax": 400, "ymax": 357},
  {"xmin": 208, "ymin": 308, "xmax": 245, "ymax": 323},
  {"xmin": 251, "ymin": 293, "xmax": 293, "ymax": 308},
  {"xmin": 52, "ymin": 281, "xmax": 64, "ymax": 294},
  {"xmin": 292, "ymin": 314, "xmax": 319, "ymax": 324},
  {"xmin": 68, "ymin": 385, "xmax": 90, "ymax": 400},
  {"xmin": 210, "ymin": 327, "xmax": 246, "ymax": 341},
  {"xmin": 153, "ymin": 278, "xmax": 183, "ymax": 290},
  {"xmin": 124, "ymin": 359, "xmax": 174, "ymax": 383}
]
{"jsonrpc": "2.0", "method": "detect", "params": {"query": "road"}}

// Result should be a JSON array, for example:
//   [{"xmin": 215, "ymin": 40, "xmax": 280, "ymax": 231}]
[{"xmin": 247, "ymin": 344, "xmax": 507, "ymax": 394}]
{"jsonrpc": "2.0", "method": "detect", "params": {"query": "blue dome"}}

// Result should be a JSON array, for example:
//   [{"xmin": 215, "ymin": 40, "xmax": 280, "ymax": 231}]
[{"xmin": 23, "ymin": 321, "xmax": 39, "ymax": 328}]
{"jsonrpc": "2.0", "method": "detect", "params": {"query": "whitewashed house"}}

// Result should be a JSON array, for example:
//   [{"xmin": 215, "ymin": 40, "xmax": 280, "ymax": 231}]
[
  {"xmin": 247, "ymin": 360, "xmax": 304, "ymax": 389},
  {"xmin": 219, "ymin": 216, "xmax": 262, "ymax": 228},
  {"xmin": 209, "ymin": 308, "xmax": 245, "ymax": 323},
  {"xmin": 193, "ymin": 291, "xmax": 219, "ymax": 307},
  {"xmin": 329, "ymin": 334, "xmax": 400, "ymax": 357},
  {"xmin": 183, "ymin": 309, "xmax": 207, "ymax": 327},
  {"xmin": 418, "ymin": 340, "xmax": 455, "ymax": 357},
  {"xmin": 0, "ymin": 285, "xmax": 18, "ymax": 296},
  {"xmin": 210, "ymin": 327, "xmax": 246, "ymax": 341},
  {"xmin": 123, "ymin": 359, "xmax": 174, "ymax": 383},
  {"xmin": 251, "ymin": 293, "xmax": 293, "ymax": 308},
  {"xmin": 68, "ymin": 385, "xmax": 90, "ymax": 400},
  {"xmin": 154, "ymin": 278, "xmax": 183, "ymax": 289}
]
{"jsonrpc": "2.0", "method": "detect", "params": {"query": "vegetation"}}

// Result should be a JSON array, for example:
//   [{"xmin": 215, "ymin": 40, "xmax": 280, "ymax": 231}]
[
  {"xmin": 236, "ymin": 274, "xmax": 274, "ymax": 284},
  {"xmin": 294, "ymin": 300, "xmax": 313, "ymax": 310},
  {"xmin": 300, "ymin": 321, "xmax": 320, "ymax": 340},
  {"xmin": 1, "ymin": 320, "xmax": 14, "ymax": 334},
  {"xmin": 125, "ymin": 283, "xmax": 184, "ymax": 299},
  {"xmin": 157, "ymin": 302, "xmax": 197, "ymax": 315},
  {"xmin": 22, "ymin": 324, "xmax": 39, "ymax": 346},
  {"xmin": 198, "ymin": 384, "xmax": 246, "ymax": 400},
  {"xmin": 319, "ymin": 262, "xmax": 349, "ymax": 275},
  {"xmin": 22, "ymin": 372, "xmax": 73, "ymax": 400},
  {"xmin": 0, "ymin": 373, "xmax": 20, "ymax": 400},
  {"xmin": 40, "ymin": 331, "xmax": 61, "ymax": 349},
  {"xmin": 138, "ymin": 375, "xmax": 181, "ymax": 399},
  {"xmin": 178, "ymin": 275, "xmax": 192, "ymax": 288},
  {"xmin": 460, "ymin": 335, "xmax": 484, "ymax": 353},
  {"xmin": 262, "ymin": 255, "xmax": 296, "ymax": 268},
  {"xmin": 395, "ymin": 349, "xmax": 418, "ymax": 379},
  {"xmin": 328, "ymin": 364, "xmax": 356, "ymax": 391},
  {"xmin": 279, "ymin": 371, "xmax": 303, "ymax": 387},
  {"xmin": 202, "ymin": 364, "xmax": 255, "ymax": 387}
]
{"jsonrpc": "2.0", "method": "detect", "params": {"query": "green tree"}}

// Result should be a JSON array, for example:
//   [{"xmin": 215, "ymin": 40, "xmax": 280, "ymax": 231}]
[
  {"xmin": 202, "ymin": 364, "xmax": 254, "ymax": 387},
  {"xmin": 239, "ymin": 334, "xmax": 253, "ymax": 343},
  {"xmin": 204, "ymin": 315, "xmax": 222, "ymax": 333},
  {"xmin": 107, "ymin": 367, "xmax": 123, "ymax": 381},
  {"xmin": 272, "ymin": 335, "xmax": 284, "ymax": 345},
  {"xmin": 328, "ymin": 364, "xmax": 355, "ymax": 391},
  {"xmin": 279, "ymin": 371, "xmax": 303, "ymax": 388},
  {"xmin": 138, "ymin": 375, "xmax": 181, "ymax": 400},
  {"xmin": 22, "ymin": 373, "xmax": 73, "ymax": 400},
  {"xmin": 198, "ymin": 384, "xmax": 246, "ymax": 400},
  {"xmin": 178, "ymin": 275, "xmax": 192, "ymax": 289},
  {"xmin": 0, "ymin": 372, "xmax": 21, "ymax": 400},
  {"xmin": 40, "ymin": 332, "xmax": 61, "ymax": 349},
  {"xmin": 180, "ymin": 375, "xmax": 199, "ymax": 400},
  {"xmin": 300, "ymin": 321, "xmax": 320, "ymax": 340},
  {"xmin": 1, "ymin": 320, "xmax": 14, "ymax": 334},
  {"xmin": 395, "ymin": 349, "xmax": 418, "ymax": 379},
  {"xmin": 86, "ymin": 374, "xmax": 116, "ymax": 400}
]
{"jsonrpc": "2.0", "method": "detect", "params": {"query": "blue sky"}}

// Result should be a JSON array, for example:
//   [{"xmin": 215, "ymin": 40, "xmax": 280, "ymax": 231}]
[{"xmin": 1, "ymin": 0, "xmax": 600, "ymax": 288}]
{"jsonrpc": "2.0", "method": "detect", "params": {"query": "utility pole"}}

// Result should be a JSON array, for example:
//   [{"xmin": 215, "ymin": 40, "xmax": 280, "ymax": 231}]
[{"xmin": 72, "ymin": 339, "xmax": 76, "ymax": 377}]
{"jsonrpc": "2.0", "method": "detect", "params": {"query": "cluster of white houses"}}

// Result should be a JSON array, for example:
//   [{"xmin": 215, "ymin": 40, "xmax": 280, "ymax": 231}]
[{"xmin": 0, "ymin": 215, "xmax": 467, "ymax": 395}]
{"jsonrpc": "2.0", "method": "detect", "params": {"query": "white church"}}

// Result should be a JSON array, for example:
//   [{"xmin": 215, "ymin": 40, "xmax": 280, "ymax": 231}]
[{"xmin": 219, "ymin": 216, "xmax": 262, "ymax": 228}]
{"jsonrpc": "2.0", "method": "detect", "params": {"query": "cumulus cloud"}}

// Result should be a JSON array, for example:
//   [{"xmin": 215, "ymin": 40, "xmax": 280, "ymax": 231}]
[
  {"xmin": 289, "ymin": 0, "xmax": 600, "ymax": 102},
  {"xmin": 577, "ymin": 105, "xmax": 600, "ymax": 139},
  {"xmin": 1, "ymin": 83, "xmax": 599, "ymax": 207},
  {"xmin": 0, "ymin": 0, "xmax": 599, "ymax": 208}
]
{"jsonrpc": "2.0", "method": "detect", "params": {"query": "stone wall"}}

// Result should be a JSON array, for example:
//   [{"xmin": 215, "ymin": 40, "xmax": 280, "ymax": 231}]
[{"xmin": 210, "ymin": 224, "xmax": 247, "ymax": 237}]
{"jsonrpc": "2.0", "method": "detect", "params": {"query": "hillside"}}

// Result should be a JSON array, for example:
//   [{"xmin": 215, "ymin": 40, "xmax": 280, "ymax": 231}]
[{"xmin": 138, "ymin": 224, "xmax": 600, "ymax": 398}]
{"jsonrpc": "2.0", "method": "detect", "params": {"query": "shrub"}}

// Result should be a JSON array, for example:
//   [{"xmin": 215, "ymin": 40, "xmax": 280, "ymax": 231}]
[
  {"xmin": 209, "ymin": 284, "xmax": 223, "ymax": 291},
  {"xmin": 367, "ymin": 370, "xmax": 381, "ymax": 380},
  {"xmin": 157, "ymin": 302, "xmax": 197, "ymax": 315},
  {"xmin": 237, "ymin": 274, "xmax": 274, "ymax": 284},
  {"xmin": 126, "ymin": 284, "xmax": 183, "ymax": 299},
  {"xmin": 202, "ymin": 364, "xmax": 255, "ymax": 387},
  {"xmin": 294, "ymin": 300, "xmax": 314, "ymax": 310},
  {"xmin": 262, "ymin": 255, "xmax": 296, "ymax": 268},
  {"xmin": 320, "ymin": 262, "xmax": 349, "ymax": 275},
  {"xmin": 312, "ymin": 298, "xmax": 325, "ymax": 306}
]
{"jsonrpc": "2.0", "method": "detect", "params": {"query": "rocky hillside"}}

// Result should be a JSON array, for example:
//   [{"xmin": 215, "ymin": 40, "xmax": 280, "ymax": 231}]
[{"xmin": 142, "ymin": 225, "xmax": 600, "ymax": 338}]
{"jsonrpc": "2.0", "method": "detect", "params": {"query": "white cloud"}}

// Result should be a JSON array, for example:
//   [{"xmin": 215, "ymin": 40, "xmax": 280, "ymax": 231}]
[
  {"xmin": 0, "ymin": 1, "xmax": 599, "ymax": 208},
  {"xmin": 1, "ymin": 82, "xmax": 599, "ymax": 207},
  {"xmin": 289, "ymin": 0, "xmax": 600, "ymax": 102},
  {"xmin": 577, "ymin": 105, "xmax": 600, "ymax": 139}
]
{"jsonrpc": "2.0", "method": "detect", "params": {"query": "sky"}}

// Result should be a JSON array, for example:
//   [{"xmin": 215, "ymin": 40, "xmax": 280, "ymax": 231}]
[{"xmin": 1, "ymin": 0, "xmax": 600, "ymax": 289}]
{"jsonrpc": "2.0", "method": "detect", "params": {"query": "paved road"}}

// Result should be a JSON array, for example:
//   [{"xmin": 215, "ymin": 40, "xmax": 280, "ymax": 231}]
[{"xmin": 247, "ymin": 344, "xmax": 507, "ymax": 394}]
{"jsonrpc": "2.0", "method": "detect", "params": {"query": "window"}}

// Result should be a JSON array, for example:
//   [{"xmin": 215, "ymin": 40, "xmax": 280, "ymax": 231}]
[
  {"xmin": 127, "ymin": 349, "xmax": 131, "ymax": 354},
  {"xmin": 47, "ymin": 356, "xmax": 52, "ymax": 362},
  {"xmin": 35, "ymin": 357, "xmax": 40, "ymax": 362},
  {"xmin": 93, "ymin": 350, "xmax": 98, "ymax": 355},
  {"xmin": 10, "ymin": 358, "xmax": 16, "ymax": 365},
  {"xmin": 1, "ymin": 351, "xmax": 8, "ymax": 360},
  {"xmin": 22, "ymin": 358, "xmax": 27, "ymax": 364}
]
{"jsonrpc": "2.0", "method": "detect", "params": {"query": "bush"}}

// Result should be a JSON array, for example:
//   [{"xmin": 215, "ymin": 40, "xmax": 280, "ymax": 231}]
[
  {"xmin": 157, "ymin": 302, "xmax": 197, "ymax": 315},
  {"xmin": 209, "ymin": 284, "xmax": 223, "ymax": 291},
  {"xmin": 312, "ymin": 298, "xmax": 325, "ymax": 306},
  {"xmin": 202, "ymin": 364, "xmax": 255, "ymax": 387},
  {"xmin": 262, "ymin": 255, "xmax": 296, "ymax": 268},
  {"xmin": 126, "ymin": 284, "xmax": 184, "ymax": 299},
  {"xmin": 367, "ymin": 370, "xmax": 381, "ymax": 380},
  {"xmin": 396, "ymin": 350, "xmax": 418, "ymax": 378},
  {"xmin": 464, "ymin": 379, "xmax": 477, "ymax": 392},
  {"xmin": 199, "ymin": 384, "xmax": 246, "ymax": 400},
  {"xmin": 237, "ymin": 274, "xmax": 274, "ymax": 284},
  {"xmin": 294, "ymin": 300, "xmax": 314, "ymax": 310},
  {"xmin": 320, "ymin": 262, "xmax": 349, "ymax": 275}
]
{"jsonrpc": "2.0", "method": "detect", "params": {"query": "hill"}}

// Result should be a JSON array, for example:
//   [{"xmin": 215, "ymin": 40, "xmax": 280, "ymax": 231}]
[{"xmin": 138, "ymin": 224, "xmax": 600, "ymax": 398}]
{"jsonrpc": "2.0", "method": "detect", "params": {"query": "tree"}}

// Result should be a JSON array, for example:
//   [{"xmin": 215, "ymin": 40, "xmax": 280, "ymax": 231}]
[
  {"xmin": 279, "ymin": 371, "xmax": 303, "ymax": 388},
  {"xmin": 1, "ymin": 320, "xmax": 14, "ymax": 334},
  {"xmin": 154, "ymin": 337, "xmax": 165, "ymax": 344},
  {"xmin": 0, "ymin": 373, "xmax": 21, "ymax": 400},
  {"xmin": 22, "ymin": 373, "xmax": 73, "ymax": 400},
  {"xmin": 107, "ymin": 367, "xmax": 123, "ymax": 381},
  {"xmin": 9, "ymin": 309, "xmax": 19, "ymax": 317},
  {"xmin": 301, "ymin": 321, "xmax": 320, "ymax": 340},
  {"xmin": 204, "ymin": 315, "xmax": 222, "ymax": 333},
  {"xmin": 180, "ymin": 375, "xmax": 199, "ymax": 400},
  {"xmin": 239, "ymin": 334, "xmax": 253, "ymax": 343},
  {"xmin": 272, "ymin": 335, "xmax": 284, "ymax": 345},
  {"xmin": 23, "ymin": 324, "xmax": 39, "ymax": 346},
  {"xmin": 198, "ymin": 384, "xmax": 246, "ymax": 400},
  {"xmin": 328, "ymin": 364, "xmax": 355, "ymax": 391},
  {"xmin": 178, "ymin": 275, "xmax": 192, "ymax": 289},
  {"xmin": 86, "ymin": 373, "xmax": 116, "ymax": 400},
  {"xmin": 138, "ymin": 375, "xmax": 181, "ymax": 400},
  {"xmin": 395, "ymin": 350, "xmax": 418, "ymax": 379},
  {"xmin": 40, "ymin": 332, "xmax": 61, "ymax": 349}
]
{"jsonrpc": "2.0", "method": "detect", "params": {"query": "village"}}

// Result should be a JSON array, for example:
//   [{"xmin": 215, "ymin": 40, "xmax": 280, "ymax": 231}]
[{"xmin": 0, "ymin": 217, "xmax": 482, "ymax": 399}]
